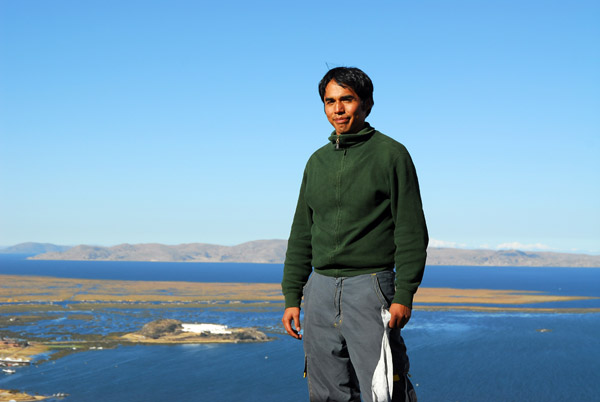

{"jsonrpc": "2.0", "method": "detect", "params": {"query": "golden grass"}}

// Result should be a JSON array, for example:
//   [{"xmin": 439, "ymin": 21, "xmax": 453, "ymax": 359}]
[
  {"xmin": 0, "ymin": 274, "xmax": 596, "ymax": 308},
  {"xmin": 0, "ymin": 275, "xmax": 281, "ymax": 302},
  {"xmin": 413, "ymin": 287, "xmax": 592, "ymax": 305}
]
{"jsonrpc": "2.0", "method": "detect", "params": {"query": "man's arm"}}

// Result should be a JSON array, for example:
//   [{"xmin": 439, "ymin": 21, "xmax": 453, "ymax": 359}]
[
  {"xmin": 390, "ymin": 151, "xmax": 428, "ymax": 313},
  {"xmin": 281, "ymin": 169, "xmax": 313, "ymax": 338}
]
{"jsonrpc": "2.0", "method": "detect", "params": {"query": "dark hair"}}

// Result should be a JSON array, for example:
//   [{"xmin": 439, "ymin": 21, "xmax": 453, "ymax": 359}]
[{"xmin": 318, "ymin": 67, "xmax": 374, "ymax": 115}]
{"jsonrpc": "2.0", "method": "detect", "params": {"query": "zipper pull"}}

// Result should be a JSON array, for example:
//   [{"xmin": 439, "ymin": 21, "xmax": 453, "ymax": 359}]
[{"xmin": 336, "ymin": 136, "xmax": 340, "ymax": 150}]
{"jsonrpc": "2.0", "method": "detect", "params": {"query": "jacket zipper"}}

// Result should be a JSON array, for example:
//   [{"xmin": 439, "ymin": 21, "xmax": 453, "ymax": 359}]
[{"xmin": 332, "ymin": 145, "xmax": 347, "ymax": 263}]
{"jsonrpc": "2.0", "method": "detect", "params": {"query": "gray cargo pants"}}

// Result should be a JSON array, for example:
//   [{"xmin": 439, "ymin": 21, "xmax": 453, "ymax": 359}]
[{"xmin": 303, "ymin": 271, "xmax": 417, "ymax": 402}]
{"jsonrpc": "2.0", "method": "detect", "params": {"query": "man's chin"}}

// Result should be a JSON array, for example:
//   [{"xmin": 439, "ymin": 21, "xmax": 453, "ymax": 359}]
[
  {"xmin": 335, "ymin": 126, "xmax": 352, "ymax": 134},
  {"xmin": 333, "ymin": 122, "xmax": 365, "ymax": 135}
]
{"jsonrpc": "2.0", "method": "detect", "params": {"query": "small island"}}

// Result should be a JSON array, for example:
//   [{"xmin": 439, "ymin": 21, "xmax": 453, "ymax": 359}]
[{"xmin": 121, "ymin": 319, "xmax": 270, "ymax": 344}]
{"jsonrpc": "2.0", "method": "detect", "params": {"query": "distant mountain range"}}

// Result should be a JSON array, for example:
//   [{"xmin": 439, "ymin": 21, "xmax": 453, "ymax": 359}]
[
  {"xmin": 25, "ymin": 240, "xmax": 288, "ymax": 264},
  {"xmin": 2, "ymin": 241, "xmax": 597, "ymax": 267},
  {"xmin": 425, "ymin": 247, "xmax": 600, "ymax": 268}
]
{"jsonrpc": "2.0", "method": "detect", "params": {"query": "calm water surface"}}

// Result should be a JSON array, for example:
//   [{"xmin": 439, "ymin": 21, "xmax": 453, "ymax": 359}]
[
  {"xmin": 1, "ymin": 255, "xmax": 599, "ymax": 295},
  {"xmin": 1, "ymin": 309, "xmax": 598, "ymax": 402},
  {"xmin": 0, "ymin": 257, "xmax": 599, "ymax": 401}
]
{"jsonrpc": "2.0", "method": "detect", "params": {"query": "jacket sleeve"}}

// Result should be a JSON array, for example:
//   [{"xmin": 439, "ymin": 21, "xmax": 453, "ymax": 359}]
[
  {"xmin": 389, "ymin": 152, "xmax": 428, "ymax": 309},
  {"xmin": 281, "ymin": 169, "xmax": 313, "ymax": 308}
]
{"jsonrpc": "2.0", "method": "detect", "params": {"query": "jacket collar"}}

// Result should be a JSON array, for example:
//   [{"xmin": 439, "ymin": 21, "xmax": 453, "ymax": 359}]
[{"xmin": 328, "ymin": 123, "xmax": 375, "ymax": 149}]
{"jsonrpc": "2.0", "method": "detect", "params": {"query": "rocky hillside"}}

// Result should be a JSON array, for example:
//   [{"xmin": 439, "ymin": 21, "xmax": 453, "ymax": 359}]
[{"xmin": 138, "ymin": 319, "xmax": 183, "ymax": 339}]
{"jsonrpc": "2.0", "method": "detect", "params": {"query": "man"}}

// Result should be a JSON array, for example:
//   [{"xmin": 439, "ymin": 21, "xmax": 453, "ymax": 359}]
[{"xmin": 281, "ymin": 67, "xmax": 428, "ymax": 402}]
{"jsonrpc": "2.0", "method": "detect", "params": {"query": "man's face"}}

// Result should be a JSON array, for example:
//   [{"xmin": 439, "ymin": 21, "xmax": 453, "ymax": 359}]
[{"xmin": 323, "ymin": 80, "xmax": 368, "ymax": 135}]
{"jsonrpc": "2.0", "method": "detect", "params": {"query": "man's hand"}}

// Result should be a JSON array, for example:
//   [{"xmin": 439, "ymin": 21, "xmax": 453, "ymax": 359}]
[
  {"xmin": 389, "ymin": 303, "xmax": 411, "ymax": 329},
  {"xmin": 282, "ymin": 307, "xmax": 302, "ymax": 339}
]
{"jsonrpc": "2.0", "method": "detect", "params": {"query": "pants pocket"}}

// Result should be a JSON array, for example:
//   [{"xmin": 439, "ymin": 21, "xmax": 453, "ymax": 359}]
[
  {"xmin": 372, "ymin": 270, "xmax": 395, "ymax": 307},
  {"xmin": 302, "ymin": 272, "xmax": 314, "ymax": 299}
]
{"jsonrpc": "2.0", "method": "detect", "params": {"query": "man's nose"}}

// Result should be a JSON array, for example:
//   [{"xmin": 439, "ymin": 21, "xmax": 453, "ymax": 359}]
[{"xmin": 334, "ymin": 101, "xmax": 345, "ymax": 114}]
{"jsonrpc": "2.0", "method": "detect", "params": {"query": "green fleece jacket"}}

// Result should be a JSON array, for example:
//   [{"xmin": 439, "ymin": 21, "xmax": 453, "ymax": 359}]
[{"xmin": 281, "ymin": 124, "xmax": 428, "ymax": 309}]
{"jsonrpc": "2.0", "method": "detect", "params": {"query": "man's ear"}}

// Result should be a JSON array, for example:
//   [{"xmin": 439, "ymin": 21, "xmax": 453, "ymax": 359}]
[{"xmin": 362, "ymin": 99, "xmax": 374, "ymax": 117}]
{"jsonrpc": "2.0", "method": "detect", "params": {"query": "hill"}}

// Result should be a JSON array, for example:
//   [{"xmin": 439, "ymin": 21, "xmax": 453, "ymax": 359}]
[
  {"xmin": 26, "ymin": 240, "xmax": 600, "ymax": 267},
  {"xmin": 426, "ymin": 247, "xmax": 600, "ymax": 268},
  {"xmin": 29, "ymin": 240, "xmax": 287, "ymax": 264},
  {"xmin": 0, "ymin": 242, "xmax": 71, "ymax": 255}
]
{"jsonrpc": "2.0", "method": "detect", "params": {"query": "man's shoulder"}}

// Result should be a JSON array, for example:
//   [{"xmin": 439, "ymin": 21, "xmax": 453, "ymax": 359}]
[
  {"xmin": 372, "ymin": 131, "xmax": 410, "ymax": 157},
  {"xmin": 313, "ymin": 141, "xmax": 332, "ymax": 154},
  {"xmin": 306, "ymin": 142, "xmax": 331, "ymax": 162}
]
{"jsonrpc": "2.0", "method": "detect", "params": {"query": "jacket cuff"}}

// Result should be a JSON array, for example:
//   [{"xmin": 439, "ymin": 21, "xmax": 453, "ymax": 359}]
[
  {"xmin": 392, "ymin": 288, "xmax": 414, "ymax": 309},
  {"xmin": 284, "ymin": 293, "xmax": 302, "ymax": 309}
]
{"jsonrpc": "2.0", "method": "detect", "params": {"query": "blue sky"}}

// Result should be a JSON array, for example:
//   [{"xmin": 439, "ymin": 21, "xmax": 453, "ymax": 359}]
[{"xmin": 1, "ymin": 0, "xmax": 598, "ymax": 254}]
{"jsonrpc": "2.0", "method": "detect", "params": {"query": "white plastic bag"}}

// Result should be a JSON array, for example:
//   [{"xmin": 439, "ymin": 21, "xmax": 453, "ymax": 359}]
[{"xmin": 371, "ymin": 307, "xmax": 393, "ymax": 402}]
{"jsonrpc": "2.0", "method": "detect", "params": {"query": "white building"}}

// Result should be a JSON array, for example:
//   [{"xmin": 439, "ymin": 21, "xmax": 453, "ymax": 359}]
[{"xmin": 182, "ymin": 323, "xmax": 231, "ymax": 335}]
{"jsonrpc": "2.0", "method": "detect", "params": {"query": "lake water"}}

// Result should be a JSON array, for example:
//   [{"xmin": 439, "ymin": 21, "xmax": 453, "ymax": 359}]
[{"xmin": 0, "ymin": 256, "xmax": 599, "ymax": 401}]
